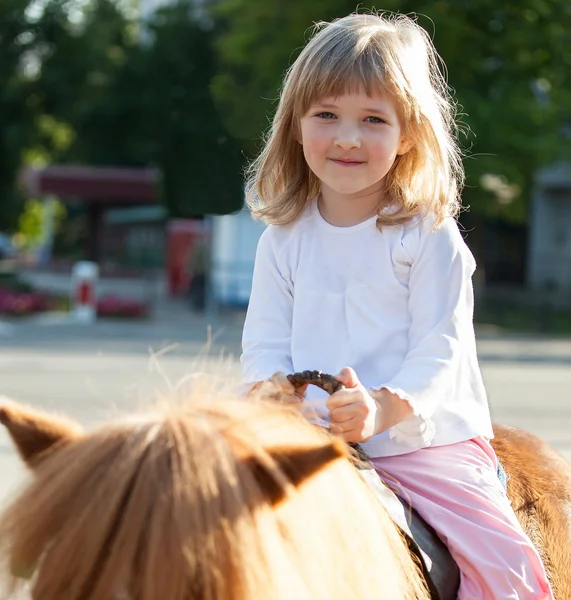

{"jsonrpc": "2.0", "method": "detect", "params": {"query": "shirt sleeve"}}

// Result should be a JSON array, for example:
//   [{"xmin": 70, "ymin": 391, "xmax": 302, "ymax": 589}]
[
  {"xmin": 241, "ymin": 227, "xmax": 294, "ymax": 385},
  {"xmin": 371, "ymin": 216, "xmax": 477, "ymax": 446}
]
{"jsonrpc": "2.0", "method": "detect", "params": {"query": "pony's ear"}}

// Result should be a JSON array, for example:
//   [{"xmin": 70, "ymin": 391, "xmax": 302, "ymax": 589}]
[
  {"xmin": 0, "ymin": 400, "xmax": 83, "ymax": 468},
  {"xmin": 252, "ymin": 440, "xmax": 346, "ymax": 505}
]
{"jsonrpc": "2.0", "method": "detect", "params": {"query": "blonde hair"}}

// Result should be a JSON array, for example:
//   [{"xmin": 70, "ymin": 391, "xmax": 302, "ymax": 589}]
[
  {"xmin": 0, "ymin": 396, "xmax": 429, "ymax": 600},
  {"xmin": 247, "ymin": 12, "xmax": 463, "ymax": 228}
]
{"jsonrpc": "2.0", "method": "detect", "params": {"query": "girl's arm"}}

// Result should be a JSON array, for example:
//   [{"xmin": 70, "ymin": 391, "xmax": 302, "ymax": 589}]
[
  {"xmin": 241, "ymin": 228, "xmax": 295, "ymax": 385},
  {"xmin": 373, "ymin": 216, "xmax": 477, "ymax": 417}
]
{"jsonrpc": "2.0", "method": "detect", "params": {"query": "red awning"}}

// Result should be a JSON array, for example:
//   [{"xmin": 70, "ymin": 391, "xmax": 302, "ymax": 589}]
[{"xmin": 20, "ymin": 165, "xmax": 159, "ymax": 203}]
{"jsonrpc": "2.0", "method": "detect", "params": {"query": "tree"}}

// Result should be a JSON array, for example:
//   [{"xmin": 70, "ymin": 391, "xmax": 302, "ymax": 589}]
[
  {"xmin": 0, "ymin": 0, "xmax": 44, "ymax": 231},
  {"xmin": 34, "ymin": 0, "xmax": 244, "ymax": 216},
  {"xmin": 0, "ymin": 0, "xmax": 244, "ymax": 235},
  {"xmin": 29, "ymin": 0, "xmax": 143, "ymax": 165},
  {"xmin": 0, "ymin": 0, "xmax": 136, "ymax": 232},
  {"xmin": 135, "ymin": 2, "xmax": 244, "ymax": 217}
]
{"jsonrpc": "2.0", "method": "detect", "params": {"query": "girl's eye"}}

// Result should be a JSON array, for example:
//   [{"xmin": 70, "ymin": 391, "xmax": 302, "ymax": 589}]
[
  {"xmin": 365, "ymin": 116, "xmax": 386, "ymax": 124},
  {"xmin": 316, "ymin": 112, "xmax": 336, "ymax": 119}
]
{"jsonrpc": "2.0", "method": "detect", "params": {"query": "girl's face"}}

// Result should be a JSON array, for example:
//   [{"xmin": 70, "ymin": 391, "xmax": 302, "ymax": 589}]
[{"xmin": 300, "ymin": 89, "xmax": 410, "ymax": 207}]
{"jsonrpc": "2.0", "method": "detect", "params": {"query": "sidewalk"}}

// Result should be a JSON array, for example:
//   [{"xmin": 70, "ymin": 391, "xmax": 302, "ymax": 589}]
[
  {"xmin": 4, "ymin": 300, "xmax": 571, "ymax": 365},
  {"xmin": 0, "ymin": 297, "xmax": 246, "ymax": 356}
]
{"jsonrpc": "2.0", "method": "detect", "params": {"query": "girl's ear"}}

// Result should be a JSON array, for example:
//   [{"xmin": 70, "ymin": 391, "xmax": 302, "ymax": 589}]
[
  {"xmin": 397, "ymin": 135, "xmax": 414, "ymax": 155},
  {"xmin": 0, "ymin": 400, "xmax": 83, "ymax": 468}
]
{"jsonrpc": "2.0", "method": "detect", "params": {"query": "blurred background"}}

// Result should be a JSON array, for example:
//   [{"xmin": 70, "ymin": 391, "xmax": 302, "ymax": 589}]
[
  {"xmin": 0, "ymin": 0, "xmax": 569, "ymax": 324},
  {"xmin": 0, "ymin": 0, "xmax": 571, "ymax": 505}
]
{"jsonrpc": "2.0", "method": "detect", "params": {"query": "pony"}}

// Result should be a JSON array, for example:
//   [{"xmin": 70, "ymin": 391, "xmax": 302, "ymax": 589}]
[
  {"xmin": 0, "ymin": 396, "xmax": 430, "ymax": 600},
  {"xmin": 1, "ymin": 379, "xmax": 571, "ymax": 599},
  {"xmin": 491, "ymin": 424, "xmax": 571, "ymax": 597}
]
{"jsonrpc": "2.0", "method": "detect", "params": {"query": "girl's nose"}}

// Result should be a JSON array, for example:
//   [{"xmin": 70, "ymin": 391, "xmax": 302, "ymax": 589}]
[{"xmin": 334, "ymin": 126, "xmax": 361, "ymax": 150}]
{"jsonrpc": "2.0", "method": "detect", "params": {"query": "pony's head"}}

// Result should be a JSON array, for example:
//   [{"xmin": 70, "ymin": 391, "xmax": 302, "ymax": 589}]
[{"xmin": 0, "ymin": 396, "xmax": 428, "ymax": 600}]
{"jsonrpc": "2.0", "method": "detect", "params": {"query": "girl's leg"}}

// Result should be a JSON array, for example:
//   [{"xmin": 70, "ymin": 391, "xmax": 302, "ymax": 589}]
[{"xmin": 371, "ymin": 439, "xmax": 553, "ymax": 600}]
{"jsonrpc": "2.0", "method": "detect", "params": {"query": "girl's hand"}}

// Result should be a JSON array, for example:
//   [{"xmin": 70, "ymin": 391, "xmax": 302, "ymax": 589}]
[
  {"xmin": 269, "ymin": 371, "xmax": 308, "ymax": 405},
  {"xmin": 248, "ymin": 372, "xmax": 308, "ymax": 407},
  {"xmin": 326, "ymin": 367, "xmax": 383, "ymax": 443}
]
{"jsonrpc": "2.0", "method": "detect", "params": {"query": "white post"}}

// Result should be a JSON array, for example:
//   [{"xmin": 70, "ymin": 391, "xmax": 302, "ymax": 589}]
[{"xmin": 71, "ymin": 261, "xmax": 99, "ymax": 323}]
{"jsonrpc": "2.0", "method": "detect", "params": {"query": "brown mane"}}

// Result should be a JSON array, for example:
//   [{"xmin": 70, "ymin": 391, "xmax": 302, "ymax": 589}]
[{"xmin": 0, "ymin": 398, "xmax": 429, "ymax": 600}]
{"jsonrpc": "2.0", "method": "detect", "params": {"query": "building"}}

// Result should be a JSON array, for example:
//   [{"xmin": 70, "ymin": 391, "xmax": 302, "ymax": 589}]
[{"xmin": 527, "ymin": 162, "xmax": 571, "ymax": 306}]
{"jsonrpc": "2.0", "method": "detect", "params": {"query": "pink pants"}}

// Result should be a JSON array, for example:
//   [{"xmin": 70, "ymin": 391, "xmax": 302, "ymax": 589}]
[{"xmin": 371, "ymin": 438, "xmax": 553, "ymax": 600}]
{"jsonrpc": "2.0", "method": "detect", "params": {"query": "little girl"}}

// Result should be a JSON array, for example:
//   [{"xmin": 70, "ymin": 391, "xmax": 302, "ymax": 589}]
[{"xmin": 241, "ymin": 12, "xmax": 552, "ymax": 599}]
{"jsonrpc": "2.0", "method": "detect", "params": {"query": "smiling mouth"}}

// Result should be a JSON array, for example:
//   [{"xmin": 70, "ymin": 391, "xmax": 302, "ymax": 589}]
[{"xmin": 329, "ymin": 158, "xmax": 365, "ymax": 166}]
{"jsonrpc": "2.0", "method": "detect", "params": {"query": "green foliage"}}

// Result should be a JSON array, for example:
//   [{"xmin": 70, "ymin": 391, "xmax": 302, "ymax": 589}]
[
  {"xmin": 133, "ymin": 2, "xmax": 244, "ymax": 216},
  {"xmin": 29, "ymin": 0, "xmax": 141, "ymax": 165},
  {"xmin": 0, "ymin": 0, "xmax": 42, "ymax": 230},
  {"xmin": 0, "ymin": 0, "xmax": 244, "ymax": 232},
  {"xmin": 17, "ymin": 197, "xmax": 66, "ymax": 248},
  {"xmin": 0, "ymin": 0, "xmax": 133, "ymax": 231},
  {"xmin": 212, "ymin": 0, "xmax": 571, "ymax": 222},
  {"xmin": 35, "ymin": 0, "xmax": 244, "ymax": 216}
]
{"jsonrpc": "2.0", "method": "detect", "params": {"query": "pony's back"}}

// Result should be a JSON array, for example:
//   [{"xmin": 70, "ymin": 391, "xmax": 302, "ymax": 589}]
[{"xmin": 0, "ymin": 396, "xmax": 428, "ymax": 600}]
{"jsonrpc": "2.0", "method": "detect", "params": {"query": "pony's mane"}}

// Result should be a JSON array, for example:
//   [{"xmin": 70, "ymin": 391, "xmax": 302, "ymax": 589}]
[{"xmin": 0, "ymin": 395, "xmax": 428, "ymax": 600}]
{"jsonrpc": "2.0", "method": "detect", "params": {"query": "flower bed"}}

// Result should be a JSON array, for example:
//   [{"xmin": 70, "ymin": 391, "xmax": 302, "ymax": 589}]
[
  {"xmin": 0, "ymin": 287, "xmax": 68, "ymax": 316},
  {"xmin": 0, "ymin": 286, "xmax": 149, "ymax": 319},
  {"xmin": 96, "ymin": 295, "xmax": 150, "ymax": 319}
]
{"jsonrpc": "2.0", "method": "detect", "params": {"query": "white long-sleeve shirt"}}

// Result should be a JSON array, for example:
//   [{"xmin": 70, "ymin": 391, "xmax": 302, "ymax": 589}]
[{"xmin": 241, "ymin": 199, "xmax": 493, "ymax": 457}]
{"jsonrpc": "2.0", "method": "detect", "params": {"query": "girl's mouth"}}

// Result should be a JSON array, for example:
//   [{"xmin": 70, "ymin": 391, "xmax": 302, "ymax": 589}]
[{"xmin": 329, "ymin": 159, "xmax": 365, "ymax": 167}]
